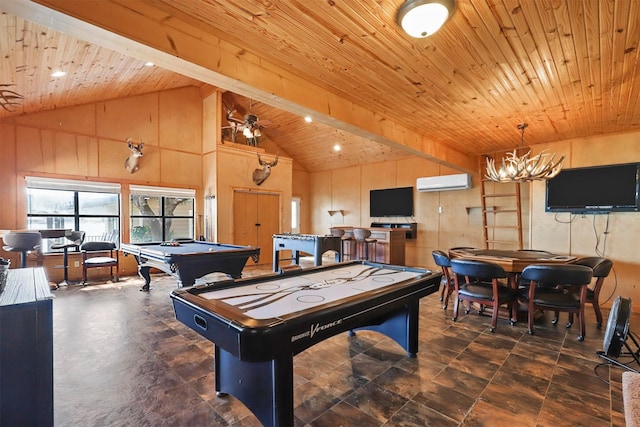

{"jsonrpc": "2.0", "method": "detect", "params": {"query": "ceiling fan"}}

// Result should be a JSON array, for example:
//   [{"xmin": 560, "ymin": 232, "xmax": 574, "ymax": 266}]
[{"xmin": 222, "ymin": 98, "xmax": 271, "ymax": 146}]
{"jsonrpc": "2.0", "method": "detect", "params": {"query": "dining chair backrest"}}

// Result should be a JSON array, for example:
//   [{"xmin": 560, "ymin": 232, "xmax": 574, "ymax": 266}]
[
  {"xmin": 572, "ymin": 257, "xmax": 613, "ymax": 278},
  {"xmin": 450, "ymin": 258, "xmax": 507, "ymax": 281},
  {"xmin": 521, "ymin": 263, "xmax": 593, "ymax": 288},
  {"xmin": 432, "ymin": 250, "xmax": 451, "ymax": 269}
]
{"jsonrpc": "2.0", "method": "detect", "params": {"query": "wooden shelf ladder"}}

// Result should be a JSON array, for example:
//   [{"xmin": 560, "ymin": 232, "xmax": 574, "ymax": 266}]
[{"xmin": 480, "ymin": 178, "xmax": 523, "ymax": 250}]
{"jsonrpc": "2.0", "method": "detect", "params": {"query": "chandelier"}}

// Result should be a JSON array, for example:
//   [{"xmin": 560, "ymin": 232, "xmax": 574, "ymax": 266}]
[{"xmin": 485, "ymin": 123, "xmax": 565, "ymax": 183}]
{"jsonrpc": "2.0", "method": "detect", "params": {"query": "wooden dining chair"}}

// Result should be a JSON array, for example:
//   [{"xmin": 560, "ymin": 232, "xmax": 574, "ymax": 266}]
[
  {"xmin": 81, "ymin": 241, "xmax": 119, "ymax": 285},
  {"xmin": 570, "ymin": 257, "xmax": 613, "ymax": 328},
  {"xmin": 520, "ymin": 264, "xmax": 593, "ymax": 341},
  {"xmin": 450, "ymin": 259, "xmax": 520, "ymax": 332},
  {"xmin": 432, "ymin": 250, "xmax": 454, "ymax": 309}
]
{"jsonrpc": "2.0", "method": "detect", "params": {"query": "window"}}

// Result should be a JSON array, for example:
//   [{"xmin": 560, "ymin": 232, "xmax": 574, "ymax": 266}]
[
  {"xmin": 26, "ymin": 177, "xmax": 121, "ymax": 253},
  {"xmin": 291, "ymin": 197, "xmax": 301, "ymax": 234},
  {"xmin": 130, "ymin": 185, "xmax": 195, "ymax": 243}
]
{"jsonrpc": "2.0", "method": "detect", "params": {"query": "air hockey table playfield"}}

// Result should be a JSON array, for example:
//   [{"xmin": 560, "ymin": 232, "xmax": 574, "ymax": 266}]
[{"xmin": 171, "ymin": 260, "xmax": 441, "ymax": 427}]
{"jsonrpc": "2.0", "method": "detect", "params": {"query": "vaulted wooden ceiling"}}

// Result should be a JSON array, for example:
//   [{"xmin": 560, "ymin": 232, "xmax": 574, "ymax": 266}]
[{"xmin": 2, "ymin": 1, "xmax": 639, "ymax": 173}]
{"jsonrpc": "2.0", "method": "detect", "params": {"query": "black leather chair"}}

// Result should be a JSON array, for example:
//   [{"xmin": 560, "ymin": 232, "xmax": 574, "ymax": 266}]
[
  {"xmin": 51, "ymin": 230, "xmax": 85, "ymax": 285},
  {"xmin": 570, "ymin": 257, "xmax": 613, "ymax": 328},
  {"xmin": 450, "ymin": 259, "xmax": 519, "ymax": 332},
  {"xmin": 80, "ymin": 241, "xmax": 119, "ymax": 285},
  {"xmin": 520, "ymin": 264, "xmax": 593, "ymax": 341},
  {"xmin": 432, "ymin": 250, "xmax": 454, "ymax": 309}
]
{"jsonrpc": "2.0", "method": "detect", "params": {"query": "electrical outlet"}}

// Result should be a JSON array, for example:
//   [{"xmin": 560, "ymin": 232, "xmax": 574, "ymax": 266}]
[{"xmin": 74, "ymin": 261, "xmax": 80, "ymax": 267}]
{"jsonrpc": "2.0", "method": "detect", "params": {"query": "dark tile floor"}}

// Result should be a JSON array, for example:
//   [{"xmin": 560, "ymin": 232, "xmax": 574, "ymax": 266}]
[{"xmin": 51, "ymin": 263, "xmax": 636, "ymax": 426}]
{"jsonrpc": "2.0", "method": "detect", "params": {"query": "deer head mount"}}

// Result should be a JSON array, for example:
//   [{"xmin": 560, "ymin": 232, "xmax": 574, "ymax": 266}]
[
  {"xmin": 252, "ymin": 153, "xmax": 278, "ymax": 185},
  {"xmin": 125, "ymin": 138, "xmax": 144, "ymax": 174}
]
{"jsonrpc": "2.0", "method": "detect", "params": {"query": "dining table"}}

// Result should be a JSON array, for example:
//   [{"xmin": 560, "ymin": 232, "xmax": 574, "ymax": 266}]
[
  {"xmin": 448, "ymin": 248, "xmax": 576, "ymax": 285},
  {"xmin": 448, "ymin": 248, "xmax": 577, "ymax": 321}
]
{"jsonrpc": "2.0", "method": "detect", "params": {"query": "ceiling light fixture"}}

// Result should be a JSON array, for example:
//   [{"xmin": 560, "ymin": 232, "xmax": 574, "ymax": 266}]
[
  {"xmin": 485, "ymin": 123, "xmax": 565, "ymax": 183},
  {"xmin": 50, "ymin": 70, "xmax": 66, "ymax": 78},
  {"xmin": 144, "ymin": 61, "xmax": 154, "ymax": 67},
  {"xmin": 396, "ymin": 0, "xmax": 456, "ymax": 38},
  {"xmin": 304, "ymin": 115, "xmax": 312, "ymax": 123}
]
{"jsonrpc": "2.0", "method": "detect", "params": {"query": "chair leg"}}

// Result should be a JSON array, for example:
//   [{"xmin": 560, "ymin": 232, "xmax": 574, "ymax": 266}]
[
  {"xmin": 577, "ymin": 309, "xmax": 586, "ymax": 341},
  {"xmin": 593, "ymin": 302, "xmax": 603, "ymax": 328},
  {"xmin": 566, "ymin": 313, "xmax": 574, "ymax": 328},
  {"xmin": 452, "ymin": 296, "xmax": 460, "ymax": 321},
  {"xmin": 443, "ymin": 283, "xmax": 454, "ymax": 310},
  {"xmin": 489, "ymin": 303, "xmax": 499, "ymax": 333},
  {"xmin": 528, "ymin": 300, "xmax": 535, "ymax": 335},
  {"xmin": 552, "ymin": 311, "xmax": 559, "ymax": 325}
]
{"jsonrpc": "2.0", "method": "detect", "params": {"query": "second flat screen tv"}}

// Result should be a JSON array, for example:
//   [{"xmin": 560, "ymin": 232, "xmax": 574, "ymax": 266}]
[
  {"xmin": 370, "ymin": 187, "xmax": 414, "ymax": 217},
  {"xmin": 545, "ymin": 162, "xmax": 640, "ymax": 213}
]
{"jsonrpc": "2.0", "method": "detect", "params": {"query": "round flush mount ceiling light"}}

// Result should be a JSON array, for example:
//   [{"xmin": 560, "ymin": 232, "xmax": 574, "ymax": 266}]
[
  {"xmin": 396, "ymin": 0, "xmax": 456, "ymax": 38},
  {"xmin": 50, "ymin": 70, "xmax": 67, "ymax": 78}
]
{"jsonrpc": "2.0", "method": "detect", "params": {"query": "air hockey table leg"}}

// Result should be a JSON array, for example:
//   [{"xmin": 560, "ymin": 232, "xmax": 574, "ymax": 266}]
[{"xmin": 214, "ymin": 346, "xmax": 294, "ymax": 427}]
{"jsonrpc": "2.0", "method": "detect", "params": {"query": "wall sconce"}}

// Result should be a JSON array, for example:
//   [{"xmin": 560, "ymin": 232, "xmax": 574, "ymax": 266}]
[{"xmin": 396, "ymin": 0, "xmax": 456, "ymax": 38}]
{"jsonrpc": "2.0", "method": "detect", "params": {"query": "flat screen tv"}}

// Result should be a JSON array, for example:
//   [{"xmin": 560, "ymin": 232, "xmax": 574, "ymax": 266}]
[
  {"xmin": 545, "ymin": 162, "xmax": 640, "ymax": 213},
  {"xmin": 370, "ymin": 187, "xmax": 414, "ymax": 217}
]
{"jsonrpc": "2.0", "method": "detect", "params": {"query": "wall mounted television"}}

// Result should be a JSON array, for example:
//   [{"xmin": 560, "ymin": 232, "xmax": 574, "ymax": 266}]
[
  {"xmin": 370, "ymin": 186, "xmax": 414, "ymax": 217},
  {"xmin": 545, "ymin": 162, "xmax": 640, "ymax": 213}
]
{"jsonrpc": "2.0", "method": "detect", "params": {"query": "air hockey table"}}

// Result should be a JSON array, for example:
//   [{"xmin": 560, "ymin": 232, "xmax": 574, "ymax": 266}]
[
  {"xmin": 272, "ymin": 233, "xmax": 342, "ymax": 272},
  {"xmin": 121, "ymin": 240, "xmax": 260, "ymax": 291},
  {"xmin": 171, "ymin": 260, "xmax": 441, "ymax": 427}
]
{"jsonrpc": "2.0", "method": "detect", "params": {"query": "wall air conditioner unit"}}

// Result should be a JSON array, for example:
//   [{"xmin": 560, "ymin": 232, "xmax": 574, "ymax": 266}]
[{"xmin": 416, "ymin": 174, "xmax": 472, "ymax": 192}]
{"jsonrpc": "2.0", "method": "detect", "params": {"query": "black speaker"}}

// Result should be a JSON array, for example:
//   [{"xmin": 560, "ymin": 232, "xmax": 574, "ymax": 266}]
[{"xmin": 597, "ymin": 296, "xmax": 640, "ymax": 373}]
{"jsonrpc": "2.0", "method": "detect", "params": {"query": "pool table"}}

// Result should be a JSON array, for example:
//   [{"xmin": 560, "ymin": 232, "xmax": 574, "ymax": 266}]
[
  {"xmin": 171, "ymin": 260, "xmax": 441, "ymax": 426},
  {"xmin": 121, "ymin": 240, "xmax": 260, "ymax": 291}
]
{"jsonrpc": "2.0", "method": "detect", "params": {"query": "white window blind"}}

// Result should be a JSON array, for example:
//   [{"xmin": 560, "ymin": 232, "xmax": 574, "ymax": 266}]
[
  {"xmin": 25, "ymin": 176, "xmax": 121, "ymax": 193},
  {"xmin": 129, "ymin": 185, "xmax": 195, "ymax": 198}
]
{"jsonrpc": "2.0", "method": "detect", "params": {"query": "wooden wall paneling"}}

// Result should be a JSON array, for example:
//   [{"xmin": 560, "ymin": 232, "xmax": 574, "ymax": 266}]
[
  {"xmin": 16, "ymin": 127, "xmax": 53, "ymax": 174},
  {"xmin": 13, "ymin": 104, "xmax": 97, "ymax": 136},
  {"xmin": 330, "ymin": 167, "xmax": 362, "ymax": 229},
  {"xmin": 96, "ymin": 93, "xmax": 159, "ymax": 143},
  {"xmin": 202, "ymin": 92, "xmax": 219, "ymax": 153},
  {"xmin": 309, "ymin": 170, "xmax": 333, "ymax": 235},
  {"xmin": 159, "ymin": 150, "xmax": 202, "ymax": 187},
  {"xmin": 0, "ymin": 122, "xmax": 17, "ymax": 230},
  {"xmin": 158, "ymin": 87, "xmax": 202, "ymax": 152}
]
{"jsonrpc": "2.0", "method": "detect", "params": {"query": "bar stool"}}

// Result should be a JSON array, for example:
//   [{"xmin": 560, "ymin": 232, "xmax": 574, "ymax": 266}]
[
  {"xmin": 330, "ymin": 228, "xmax": 353, "ymax": 261},
  {"xmin": 51, "ymin": 231, "xmax": 85, "ymax": 285},
  {"xmin": 2, "ymin": 231, "xmax": 42, "ymax": 268},
  {"xmin": 353, "ymin": 228, "xmax": 377, "ymax": 261}
]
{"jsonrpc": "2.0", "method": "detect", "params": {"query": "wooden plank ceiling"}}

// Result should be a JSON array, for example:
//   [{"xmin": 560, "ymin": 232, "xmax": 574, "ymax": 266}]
[{"xmin": 1, "ymin": 0, "xmax": 639, "ymax": 173}]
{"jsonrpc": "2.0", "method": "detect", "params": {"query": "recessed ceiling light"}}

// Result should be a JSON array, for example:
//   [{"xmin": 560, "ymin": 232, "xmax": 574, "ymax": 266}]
[
  {"xmin": 304, "ymin": 116, "xmax": 312, "ymax": 123},
  {"xmin": 333, "ymin": 144, "xmax": 341, "ymax": 152},
  {"xmin": 144, "ymin": 61, "xmax": 154, "ymax": 67},
  {"xmin": 50, "ymin": 70, "xmax": 66, "ymax": 78}
]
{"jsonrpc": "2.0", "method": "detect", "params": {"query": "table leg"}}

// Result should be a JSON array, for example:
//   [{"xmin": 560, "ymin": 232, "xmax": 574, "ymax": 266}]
[
  {"xmin": 215, "ymin": 346, "xmax": 294, "ymax": 427},
  {"xmin": 138, "ymin": 264, "xmax": 151, "ymax": 291},
  {"xmin": 351, "ymin": 301, "xmax": 420, "ymax": 358}
]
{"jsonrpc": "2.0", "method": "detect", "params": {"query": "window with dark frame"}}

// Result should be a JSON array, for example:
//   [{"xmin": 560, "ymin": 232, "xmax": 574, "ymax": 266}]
[
  {"xmin": 129, "ymin": 186, "xmax": 195, "ymax": 244},
  {"xmin": 25, "ymin": 177, "xmax": 121, "ymax": 253}
]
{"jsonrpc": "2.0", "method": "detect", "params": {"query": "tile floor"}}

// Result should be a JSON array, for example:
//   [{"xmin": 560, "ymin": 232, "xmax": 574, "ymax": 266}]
[{"xmin": 51, "ymin": 262, "xmax": 636, "ymax": 426}]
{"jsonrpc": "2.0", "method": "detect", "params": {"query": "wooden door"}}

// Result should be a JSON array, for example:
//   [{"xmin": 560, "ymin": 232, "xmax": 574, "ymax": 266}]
[{"xmin": 233, "ymin": 191, "xmax": 280, "ymax": 266}]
